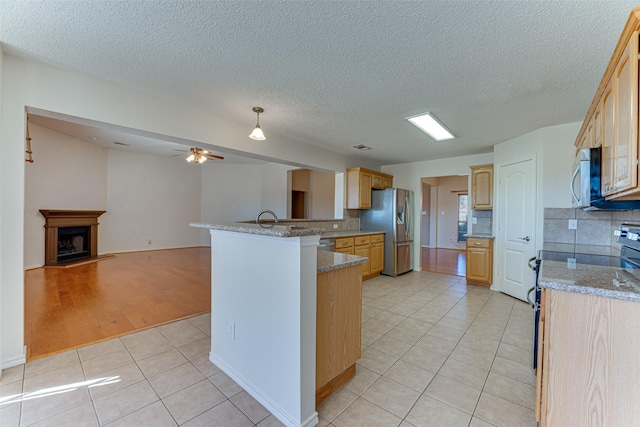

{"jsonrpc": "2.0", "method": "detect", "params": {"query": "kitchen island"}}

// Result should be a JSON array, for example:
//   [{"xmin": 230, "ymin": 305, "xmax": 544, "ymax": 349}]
[
  {"xmin": 190, "ymin": 222, "xmax": 366, "ymax": 427},
  {"xmin": 536, "ymin": 260, "xmax": 640, "ymax": 426}
]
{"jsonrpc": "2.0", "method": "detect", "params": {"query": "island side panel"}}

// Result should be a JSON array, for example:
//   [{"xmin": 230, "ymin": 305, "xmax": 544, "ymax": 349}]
[
  {"xmin": 543, "ymin": 289, "xmax": 640, "ymax": 426},
  {"xmin": 208, "ymin": 229, "xmax": 319, "ymax": 427},
  {"xmin": 316, "ymin": 265, "xmax": 362, "ymax": 392}
]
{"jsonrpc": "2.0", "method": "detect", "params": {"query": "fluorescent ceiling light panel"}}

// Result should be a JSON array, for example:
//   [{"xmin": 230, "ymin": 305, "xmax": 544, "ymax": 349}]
[{"xmin": 406, "ymin": 112, "xmax": 455, "ymax": 141}]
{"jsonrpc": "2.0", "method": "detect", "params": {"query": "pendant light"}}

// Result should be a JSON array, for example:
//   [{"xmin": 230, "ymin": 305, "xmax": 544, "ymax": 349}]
[{"xmin": 249, "ymin": 107, "xmax": 266, "ymax": 140}]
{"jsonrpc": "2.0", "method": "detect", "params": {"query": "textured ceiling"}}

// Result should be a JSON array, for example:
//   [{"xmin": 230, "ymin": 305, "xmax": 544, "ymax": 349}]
[{"xmin": 1, "ymin": 1, "xmax": 638, "ymax": 165}]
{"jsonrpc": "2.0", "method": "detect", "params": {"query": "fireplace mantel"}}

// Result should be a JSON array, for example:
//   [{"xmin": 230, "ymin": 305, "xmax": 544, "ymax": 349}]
[{"xmin": 39, "ymin": 210, "xmax": 106, "ymax": 266}]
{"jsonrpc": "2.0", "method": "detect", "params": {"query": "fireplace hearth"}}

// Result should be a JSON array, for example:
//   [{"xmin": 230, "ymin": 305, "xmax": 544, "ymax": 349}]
[{"xmin": 39, "ymin": 210, "xmax": 107, "ymax": 266}]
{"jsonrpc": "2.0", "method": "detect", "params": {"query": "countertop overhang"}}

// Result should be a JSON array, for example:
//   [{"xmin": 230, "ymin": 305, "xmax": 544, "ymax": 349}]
[
  {"xmin": 540, "ymin": 260, "xmax": 640, "ymax": 302},
  {"xmin": 190, "ymin": 222, "xmax": 324, "ymax": 238},
  {"xmin": 464, "ymin": 233, "xmax": 494, "ymax": 239},
  {"xmin": 317, "ymin": 251, "xmax": 367, "ymax": 273}
]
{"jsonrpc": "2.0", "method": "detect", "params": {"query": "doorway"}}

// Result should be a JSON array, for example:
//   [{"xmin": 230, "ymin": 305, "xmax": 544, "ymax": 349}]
[
  {"xmin": 291, "ymin": 190, "xmax": 308, "ymax": 218},
  {"xmin": 420, "ymin": 175, "xmax": 468, "ymax": 276}
]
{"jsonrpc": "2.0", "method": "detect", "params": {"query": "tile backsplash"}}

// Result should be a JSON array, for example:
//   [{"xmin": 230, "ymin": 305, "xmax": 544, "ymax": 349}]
[
  {"xmin": 544, "ymin": 208, "xmax": 640, "ymax": 256},
  {"xmin": 472, "ymin": 209, "xmax": 493, "ymax": 234}
]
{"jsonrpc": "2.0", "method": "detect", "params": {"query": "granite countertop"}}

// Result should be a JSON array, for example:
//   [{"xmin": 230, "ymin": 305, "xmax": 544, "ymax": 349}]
[
  {"xmin": 320, "ymin": 230, "xmax": 385, "ymax": 239},
  {"xmin": 464, "ymin": 233, "xmax": 494, "ymax": 239},
  {"xmin": 539, "ymin": 260, "xmax": 640, "ymax": 302},
  {"xmin": 190, "ymin": 222, "xmax": 324, "ymax": 238},
  {"xmin": 317, "ymin": 251, "xmax": 367, "ymax": 273}
]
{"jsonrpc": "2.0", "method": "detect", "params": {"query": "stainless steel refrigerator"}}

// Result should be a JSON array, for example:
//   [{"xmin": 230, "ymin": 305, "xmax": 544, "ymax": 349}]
[{"xmin": 360, "ymin": 188, "xmax": 414, "ymax": 276}]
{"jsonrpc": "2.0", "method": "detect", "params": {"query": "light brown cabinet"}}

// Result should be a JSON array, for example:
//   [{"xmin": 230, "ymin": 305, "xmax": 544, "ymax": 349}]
[
  {"xmin": 470, "ymin": 164, "xmax": 493, "ymax": 210},
  {"xmin": 574, "ymin": 9, "xmax": 640, "ymax": 200},
  {"xmin": 465, "ymin": 237, "xmax": 493, "ymax": 285},
  {"xmin": 335, "ymin": 236, "xmax": 354, "ymax": 254},
  {"xmin": 611, "ymin": 32, "xmax": 639, "ymax": 195},
  {"xmin": 316, "ymin": 264, "xmax": 362, "ymax": 405},
  {"xmin": 346, "ymin": 167, "xmax": 393, "ymax": 209},
  {"xmin": 536, "ymin": 288, "xmax": 640, "ymax": 425},
  {"xmin": 354, "ymin": 235, "xmax": 371, "ymax": 276},
  {"xmin": 333, "ymin": 234, "xmax": 384, "ymax": 280},
  {"xmin": 369, "ymin": 234, "xmax": 384, "ymax": 275},
  {"xmin": 601, "ymin": 79, "xmax": 615, "ymax": 196}
]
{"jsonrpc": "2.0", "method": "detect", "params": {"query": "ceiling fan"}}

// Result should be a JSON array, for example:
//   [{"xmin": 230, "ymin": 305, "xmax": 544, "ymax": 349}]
[{"xmin": 174, "ymin": 147, "xmax": 224, "ymax": 164}]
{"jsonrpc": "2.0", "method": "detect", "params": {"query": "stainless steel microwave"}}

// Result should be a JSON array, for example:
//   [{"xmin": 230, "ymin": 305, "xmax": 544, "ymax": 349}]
[{"xmin": 571, "ymin": 147, "xmax": 640, "ymax": 210}]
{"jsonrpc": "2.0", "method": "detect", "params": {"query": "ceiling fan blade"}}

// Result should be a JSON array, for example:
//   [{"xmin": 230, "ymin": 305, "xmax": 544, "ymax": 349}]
[{"xmin": 203, "ymin": 153, "xmax": 224, "ymax": 160}]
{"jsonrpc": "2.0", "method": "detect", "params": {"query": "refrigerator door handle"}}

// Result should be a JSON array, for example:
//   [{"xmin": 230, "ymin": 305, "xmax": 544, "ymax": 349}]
[
  {"xmin": 405, "ymin": 197, "xmax": 410, "ymax": 236},
  {"xmin": 397, "ymin": 241, "xmax": 413, "ymax": 246}
]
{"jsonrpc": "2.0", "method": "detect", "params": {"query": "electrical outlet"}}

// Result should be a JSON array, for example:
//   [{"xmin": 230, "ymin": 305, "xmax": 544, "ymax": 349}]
[
  {"xmin": 333, "ymin": 224, "xmax": 338, "ymax": 229},
  {"xmin": 148, "ymin": 238, "xmax": 152, "ymax": 245},
  {"xmin": 472, "ymin": 217, "xmax": 478, "ymax": 224},
  {"xmin": 568, "ymin": 219, "xmax": 577, "ymax": 230},
  {"xmin": 227, "ymin": 320, "xmax": 235, "ymax": 339}
]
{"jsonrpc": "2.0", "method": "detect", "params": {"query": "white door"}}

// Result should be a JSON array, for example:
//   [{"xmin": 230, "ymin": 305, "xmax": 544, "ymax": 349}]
[{"xmin": 497, "ymin": 158, "xmax": 536, "ymax": 301}]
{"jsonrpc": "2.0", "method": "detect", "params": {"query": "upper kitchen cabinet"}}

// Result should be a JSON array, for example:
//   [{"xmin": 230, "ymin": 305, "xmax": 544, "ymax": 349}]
[
  {"xmin": 601, "ymin": 79, "xmax": 616, "ymax": 196},
  {"xmin": 612, "ymin": 32, "xmax": 639, "ymax": 195},
  {"xmin": 470, "ymin": 164, "xmax": 493, "ymax": 210},
  {"xmin": 346, "ymin": 167, "xmax": 393, "ymax": 209},
  {"xmin": 574, "ymin": 8, "xmax": 640, "ymax": 200}
]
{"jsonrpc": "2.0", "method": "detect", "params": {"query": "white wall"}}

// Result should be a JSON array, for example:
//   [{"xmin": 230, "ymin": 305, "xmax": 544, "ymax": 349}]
[
  {"xmin": 542, "ymin": 122, "xmax": 581, "ymax": 208},
  {"xmin": 199, "ymin": 164, "xmax": 262, "ymax": 244},
  {"xmin": 103, "ymin": 150, "xmax": 202, "ymax": 253},
  {"xmin": 0, "ymin": 53, "xmax": 355, "ymax": 367},
  {"xmin": 0, "ymin": 44, "xmax": 4, "ymax": 372},
  {"xmin": 382, "ymin": 152, "xmax": 494, "ymax": 270},
  {"xmin": 260, "ymin": 163, "xmax": 290, "ymax": 219},
  {"xmin": 1, "ymin": 55, "xmax": 27, "ymax": 367}
]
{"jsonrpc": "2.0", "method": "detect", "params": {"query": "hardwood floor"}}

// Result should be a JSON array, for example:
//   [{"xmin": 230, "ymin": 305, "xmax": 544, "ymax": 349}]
[
  {"xmin": 24, "ymin": 247, "xmax": 211, "ymax": 361},
  {"xmin": 421, "ymin": 247, "xmax": 466, "ymax": 277}
]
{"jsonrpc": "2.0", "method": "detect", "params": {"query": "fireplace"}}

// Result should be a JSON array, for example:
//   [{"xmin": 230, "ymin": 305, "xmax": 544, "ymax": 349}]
[
  {"xmin": 57, "ymin": 226, "xmax": 89, "ymax": 262},
  {"xmin": 39, "ymin": 210, "xmax": 106, "ymax": 266}
]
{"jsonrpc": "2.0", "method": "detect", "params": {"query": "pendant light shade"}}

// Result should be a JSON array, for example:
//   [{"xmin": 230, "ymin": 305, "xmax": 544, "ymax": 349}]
[{"xmin": 249, "ymin": 107, "xmax": 266, "ymax": 140}]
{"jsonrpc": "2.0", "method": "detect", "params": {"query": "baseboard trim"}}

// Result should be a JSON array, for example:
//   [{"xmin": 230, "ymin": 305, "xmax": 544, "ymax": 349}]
[{"xmin": 209, "ymin": 353, "xmax": 318, "ymax": 427}]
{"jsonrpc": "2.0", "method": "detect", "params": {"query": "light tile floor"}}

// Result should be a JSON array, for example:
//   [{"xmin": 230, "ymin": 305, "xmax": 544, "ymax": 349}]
[{"xmin": 0, "ymin": 271, "xmax": 536, "ymax": 426}]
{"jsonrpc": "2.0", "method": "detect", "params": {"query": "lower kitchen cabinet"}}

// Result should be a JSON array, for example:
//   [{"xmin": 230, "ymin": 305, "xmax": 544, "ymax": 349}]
[
  {"xmin": 354, "ymin": 236, "xmax": 370, "ymax": 276},
  {"xmin": 335, "ymin": 236, "xmax": 354, "ymax": 254},
  {"xmin": 537, "ymin": 288, "xmax": 640, "ymax": 425},
  {"xmin": 369, "ymin": 234, "xmax": 384, "ymax": 275},
  {"xmin": 316, "ymin": 264, "xmax": 362, "ymax": 405},
  {"xmin": 465, "ymin": 237, "xmax": 493, "ymax": 286},
  {"xmin": 334, "ymin": 234, "xmax": 384, "ymax": 280}
]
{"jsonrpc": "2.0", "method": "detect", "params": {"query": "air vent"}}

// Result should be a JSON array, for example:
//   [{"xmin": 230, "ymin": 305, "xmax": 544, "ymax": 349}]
[
  {"xmin": 352, "ymin": 144, "xmax": 372, "ymax": 151},
  {"xmin": 113, "ymin": 141, "xmax": 130, "ymax": 146}
]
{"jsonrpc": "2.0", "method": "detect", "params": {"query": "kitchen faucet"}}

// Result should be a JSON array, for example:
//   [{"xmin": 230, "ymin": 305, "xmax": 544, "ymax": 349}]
[{"xmin": 256, "ymin": 209, "xmax": 279, "ymax": 223}]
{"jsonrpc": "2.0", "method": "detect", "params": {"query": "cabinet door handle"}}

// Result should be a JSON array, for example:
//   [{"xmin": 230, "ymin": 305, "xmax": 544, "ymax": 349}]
[{"xmin": 474, "ymin": 242, "xmax": 483, "ymax": 245}]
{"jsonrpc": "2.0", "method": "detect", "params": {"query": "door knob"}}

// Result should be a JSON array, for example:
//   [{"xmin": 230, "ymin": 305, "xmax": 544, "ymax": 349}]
[{"xmin": 518, "ymin": 236, "xmax": 531, "ymax": 242}]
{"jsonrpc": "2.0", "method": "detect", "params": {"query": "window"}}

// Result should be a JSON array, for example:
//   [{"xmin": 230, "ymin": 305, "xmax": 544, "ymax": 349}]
[{"xmin": 458, "ymin": 194, "xmax": 468, "ymax": 242}]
